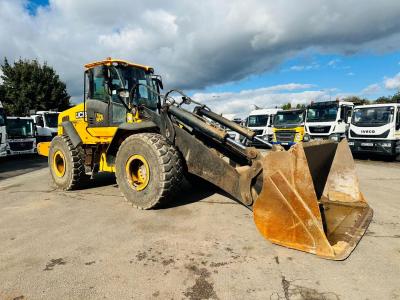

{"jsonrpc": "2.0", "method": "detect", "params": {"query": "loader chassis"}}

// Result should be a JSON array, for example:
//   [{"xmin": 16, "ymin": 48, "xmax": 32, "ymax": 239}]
[{"xmin": 38, "ymin": 58, "xmax": 373, "ymax": 260}]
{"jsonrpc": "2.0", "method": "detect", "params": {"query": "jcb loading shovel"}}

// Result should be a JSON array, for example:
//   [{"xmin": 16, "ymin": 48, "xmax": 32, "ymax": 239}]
[{"xmin": 254, "ymin": 139, "xmax": 373, "ymax": 260}]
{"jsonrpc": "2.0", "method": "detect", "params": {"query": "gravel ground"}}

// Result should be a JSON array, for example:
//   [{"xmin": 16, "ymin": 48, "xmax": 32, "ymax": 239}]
[{"xmin": 0, "ymin": 158, "xmax": 399, "ymax": 300}]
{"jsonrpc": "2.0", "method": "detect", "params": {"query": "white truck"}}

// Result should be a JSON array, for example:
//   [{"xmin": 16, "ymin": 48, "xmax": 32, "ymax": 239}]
[
  {"xmin": 6, "ymin": 116, "xmax": 37, "ymax": 155},
  {"xmin": 348, "ymin": 103, "xmax": 400, "ymax": 160},
  {"xmin": 303, "ymin": 100, "xmax": 354, "ymax": 142},
  {"xmin": 245, "ymin": 108, "xmax": 281, "ymax": 146},
  {"xmin": 30, "ymin": 111, "xmax": 59, "ymax": 142},
  {"xmin": 0, "ymin": 102, "xmax": 7, "ymax": 157}
]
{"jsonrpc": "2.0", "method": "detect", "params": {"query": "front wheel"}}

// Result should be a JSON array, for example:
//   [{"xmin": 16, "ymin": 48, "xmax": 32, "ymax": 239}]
[
  {"xmin": 115, "ymin": 133, "xmax": 183, "ymax": 209},
  {"xmin": 48, "ymin": 135, "xmax": 88, "ymax": 190}
]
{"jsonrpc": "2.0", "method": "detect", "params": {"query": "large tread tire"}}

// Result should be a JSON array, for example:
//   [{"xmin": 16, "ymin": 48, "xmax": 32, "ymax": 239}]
[
  {"xmin": 48, "ymin": 135, "xmax": 89, "ymax": 190},
  {"xmin": 115, "ymin": 133, "xmax": 183, "ymax": 209}
]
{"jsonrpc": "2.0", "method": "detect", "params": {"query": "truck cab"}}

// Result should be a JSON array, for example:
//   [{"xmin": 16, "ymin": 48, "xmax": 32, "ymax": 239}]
[
  {"xmin": 0, "ymin": 102, "xmax": 7, "ymax": 157},
  {"xmin": 31, "ymin": 111, "xmax": 59, "ymax": 142},
  {"xmin": 304, "ymin": 100, "xmax": 353, "ymax": 142},
  {"xmin": 245, "ymin": 108, "xmax": 281, "ymax": 146},
  {"xmin": 272, "ymin": 109, "xmax": 305, "ymax": 147},
  {"xmin": 6, "ymin": 117, "xmax": 37, "ymax": 155},
  {"xmin": 348, "ymin": 103, "xmax": 400, "ymax": 160}
]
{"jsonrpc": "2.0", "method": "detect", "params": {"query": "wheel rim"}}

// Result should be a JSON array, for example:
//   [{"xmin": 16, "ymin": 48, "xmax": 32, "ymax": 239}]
[
  {"xmin": 53, "ymin": 150, "xmax": 66, "ymax": 177},
  {"xmin": 125, "ymin": 154, "xmax": 150, "ymax": 191}
]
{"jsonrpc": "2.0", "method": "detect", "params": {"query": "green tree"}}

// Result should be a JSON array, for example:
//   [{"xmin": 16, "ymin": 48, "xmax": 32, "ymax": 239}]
[
  {"xmin": 296, "ymin": 103, "xmax": 305, "ymax": 109},
  {"xmin": 375, "ymin": 96, "xmax": 392, "ymax": 104},
  {"xmin": 0, "ymin": 58, "xmax": 70, "ymax": 115},
  {"xmin": 391, "ymin": 92, "xmax": 400, "ymax": 103},
  {"xmin": 281, "ymin": 102, "xmax": 292, "ymax": 110},
  {"xmin": 341, "ymin": 96, "xmax": 369, "ymax": 105}
]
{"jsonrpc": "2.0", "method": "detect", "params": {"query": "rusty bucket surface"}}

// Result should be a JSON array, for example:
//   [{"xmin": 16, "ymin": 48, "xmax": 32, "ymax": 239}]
[{"xmin": 253, "ymin": 139, "xmax": 373, "ymax": 260}]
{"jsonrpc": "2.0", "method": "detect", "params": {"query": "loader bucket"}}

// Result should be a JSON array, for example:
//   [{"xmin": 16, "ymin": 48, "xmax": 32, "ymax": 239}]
[{"xmin": 253, "ymin": 139, "xmax": 373, "ymax": 260}]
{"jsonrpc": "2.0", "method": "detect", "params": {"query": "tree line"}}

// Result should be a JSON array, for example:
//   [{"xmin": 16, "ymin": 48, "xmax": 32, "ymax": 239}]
[{"xmin": 0, "ymin": 58, "xmax": 70, "ymax": 116}]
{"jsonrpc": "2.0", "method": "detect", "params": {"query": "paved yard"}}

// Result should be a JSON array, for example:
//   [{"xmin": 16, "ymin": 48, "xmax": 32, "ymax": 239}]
[{"xmin": 0, "ymin": 159, "xmax": 399, "ymax": 299}]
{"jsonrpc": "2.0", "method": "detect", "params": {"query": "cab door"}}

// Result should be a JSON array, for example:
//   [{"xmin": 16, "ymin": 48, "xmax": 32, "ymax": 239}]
[{"xmin": 85, "ymin": 65, "xmax": 111, "ymax": 128}]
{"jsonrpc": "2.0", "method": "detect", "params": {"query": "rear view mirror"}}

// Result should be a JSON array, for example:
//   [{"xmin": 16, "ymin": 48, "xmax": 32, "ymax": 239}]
[
  {"xmin": 152, "ymin": 75, "xmax": 163, "ymax": 90},
  {"xmin": 37, "ymin": 116, "xmax": 44, "ymax": 127},
  {"xmin": 118, "ymin": 89, "xmax": 129, "ymax": 98},
  {"xmin": 396, "ymin": 111, "xmax": 400, "ymax": 130}
]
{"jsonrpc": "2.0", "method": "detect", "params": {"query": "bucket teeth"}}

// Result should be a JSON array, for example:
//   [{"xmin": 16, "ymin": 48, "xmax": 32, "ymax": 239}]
[{"xmin": 253, "ymin": 139, "xmax": 373, "ymax": 260}]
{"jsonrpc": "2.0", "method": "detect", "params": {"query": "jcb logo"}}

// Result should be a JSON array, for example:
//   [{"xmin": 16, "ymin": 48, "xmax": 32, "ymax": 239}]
[
  {"xmin": 75, "ymin": 111, "xmax": 86, "ymax": 119},
  {"xmin": 361, "ymin": 130, "xmax": 375, "ymax": 134},
  {"xmin": 96, "ymin": 113, "xmax": 104, "ymax": 122}
]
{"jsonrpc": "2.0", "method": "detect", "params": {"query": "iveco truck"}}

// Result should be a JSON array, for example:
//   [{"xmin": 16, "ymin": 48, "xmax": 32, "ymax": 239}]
[
  {"xmin": 6, "ymin": 117, "xmax": 37, "ymax": 155},
  {"xmin": 272, "ymin": 109, "xmax": 305, "ymax": 147},
  {"xmin": 245, "ymin": 108, "xmax": 281, "ymax": 146},
  {"xmin": 348, "ymin": 103, "xmax": 400, "ymax": 160},
  {"xmin": 30, "ymin": 111, "xmax": 59, "ymax": 142},
  {"xmin": 0, "ymin": 102, "xmax": 7, "ymax": 157},
  {"xmin": 304, "ymin": 100, "xmax": 353, "ymax": 142}
]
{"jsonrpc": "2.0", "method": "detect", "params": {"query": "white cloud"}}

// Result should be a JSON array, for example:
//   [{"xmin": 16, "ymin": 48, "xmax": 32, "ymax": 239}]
[
  {"xmin": 361, "ymin": 83, "xmax": 381, "ymax": 94},
  {"xmin": 1, "ymin": 0, "xmax": 400, "ymax": 99},
  {"xmin": 384, "ymin": 73, "xmax": 400, "ymax": 90},
  {"xmin": 328, "ymin": 59, "xmax": 340, "ymax": 67},
  {"xmin": 192, "ymin": 83, "xmax": 332, "ymax": 116},
  {"xmin": 289, "ymin": 63, "xmax": 319, "ymax": 71},
  {"xmin": 347, "ymin": 72, "xmax": 355, "ymax": 76}
]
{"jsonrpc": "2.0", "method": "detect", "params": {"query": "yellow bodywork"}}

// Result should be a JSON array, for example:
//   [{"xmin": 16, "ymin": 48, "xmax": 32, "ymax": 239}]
[{"xmin": 272, "ymin": 126, "xmax": 305, "ymax": 144}]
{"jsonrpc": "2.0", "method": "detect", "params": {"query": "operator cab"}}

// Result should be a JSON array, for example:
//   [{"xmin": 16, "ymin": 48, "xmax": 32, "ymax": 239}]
[{"xmin": 84, "ymin": 58, "xmax": 162, "ymax": 127}]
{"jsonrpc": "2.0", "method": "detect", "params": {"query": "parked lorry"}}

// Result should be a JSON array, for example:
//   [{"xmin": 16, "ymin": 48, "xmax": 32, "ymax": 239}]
[
  {"xmin": 30, "ymin": 111, "xmax": 59, "ymax": 142},
  {"xmin": 6, "ymin": 116, "xmax": 37, "ymax": 155},
  {"xmin": 245, "ymin": 108, "xmax": 281, "ymax": 146},
  {"xmin": 304, "ymin": 100, "xmax": 353, "ymax": 142},
  {"xmin": 348, "ymin": 103, "xmax": 400, "ymax": 160},
  {"xmin": 272, "ymin": 109, "xmax": 305, "ymax": 147},
  {"xmin": 0, "ymin": 102, "xmax": 7, "ymax": 157}
]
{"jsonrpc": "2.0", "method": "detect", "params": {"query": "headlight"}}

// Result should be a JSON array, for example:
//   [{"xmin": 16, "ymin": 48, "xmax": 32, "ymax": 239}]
[
  {"xmin": 348, "ymin": 141, "xmax": 354, "ymax": 146},
  {"xmin": 295, "ymin": 133, "xmax": 302, "ymax": 141},
  {"xmin": 329, "ymin": 134, "xmax": 340, "ymax": 142},
  {"xmin": 303, "ymin": 133, "xmax": 310, "ymax": 142},
  {"xmin": 381, "ymin": 142, "xmax": 392, "ymax": 147}
]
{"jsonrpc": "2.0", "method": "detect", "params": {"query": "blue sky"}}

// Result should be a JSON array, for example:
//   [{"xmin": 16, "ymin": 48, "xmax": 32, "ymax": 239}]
[
  {"xmin": 200, "ymin": 51, "xmax": 400, "ymax": 98},
  {"xmin": 3, "ymin": 0, "xmax": 400, "ymax": 116},
  {"xmin": 25, "ymin": 0, "xmax": 48, "ymax": 15}
]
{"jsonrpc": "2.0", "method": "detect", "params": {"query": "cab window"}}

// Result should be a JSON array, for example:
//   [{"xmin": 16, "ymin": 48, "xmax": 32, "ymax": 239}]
[{"xmin": 90, "ymin": 66, "xmax": 108, "ymax": 102}]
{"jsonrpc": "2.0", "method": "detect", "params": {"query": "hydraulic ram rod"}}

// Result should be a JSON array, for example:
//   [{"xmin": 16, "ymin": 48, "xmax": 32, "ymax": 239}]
[{"xmin": 195, "ymin": 107, "xmax": 256, "ymax": 140}]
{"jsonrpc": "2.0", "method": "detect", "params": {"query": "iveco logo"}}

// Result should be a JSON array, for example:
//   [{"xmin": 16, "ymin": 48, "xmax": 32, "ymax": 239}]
[{"xmin": 361, "ymin": 130, "xmax": 375, "ymax": 134}]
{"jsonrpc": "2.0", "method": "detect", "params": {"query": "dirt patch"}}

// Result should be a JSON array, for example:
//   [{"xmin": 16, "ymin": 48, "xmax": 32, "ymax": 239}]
[
  {"xmin": 43, "ymin": 258, "xmax": 66, "ymax": 271},
  {"xmin": 162, "ymin": 258, "xmax": 174, "ymax": 266},
  {"xmin": 271, "ymin": 276, "xmax": 340, "ymax": 300},
  {"xmin": 136, "ymin": 251, "xmax": 147, "ymax": 261},
  {"xmin": 184, "ymin": 264, "xmax": 219, "ymax": 300}
]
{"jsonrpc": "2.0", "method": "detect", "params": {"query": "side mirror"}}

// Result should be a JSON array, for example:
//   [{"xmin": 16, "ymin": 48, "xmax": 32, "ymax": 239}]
[
  {"xmin": 396, "ymin": 112, "xmax": 400, "ymax": 130},
  {"xmin": 337, "ymin": 119, "xmax": 343, "ymax": 123},
  {"xmin": 118, "ymin": 89, "xmax": 129, "ymax": 98},
  {"xmin": 152, "ymin": 76, "xmax": 163, "ymax": 90},
  {"xmin": 347, "ymin": 116, "xmax": 352, "ymax": 124},
  {"xmin": 37, "ymin": 116, "xmax": 44, "ymax": 127}
]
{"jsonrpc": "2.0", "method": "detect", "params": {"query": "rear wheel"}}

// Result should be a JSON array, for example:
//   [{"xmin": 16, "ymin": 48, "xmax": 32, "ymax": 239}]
[
  {"xmin": 49, "ymin": 135, "xmax": 88, "ymax": 190},
  {"xmin": 115, "ymin": 133, "xmax": 183, "ymax": 209}
]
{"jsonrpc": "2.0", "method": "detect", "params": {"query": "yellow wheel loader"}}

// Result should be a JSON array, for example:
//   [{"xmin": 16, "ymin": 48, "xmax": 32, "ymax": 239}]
[{"xmin": 38, "ymin": 58, "xmax": 373, "ymax": 260}]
